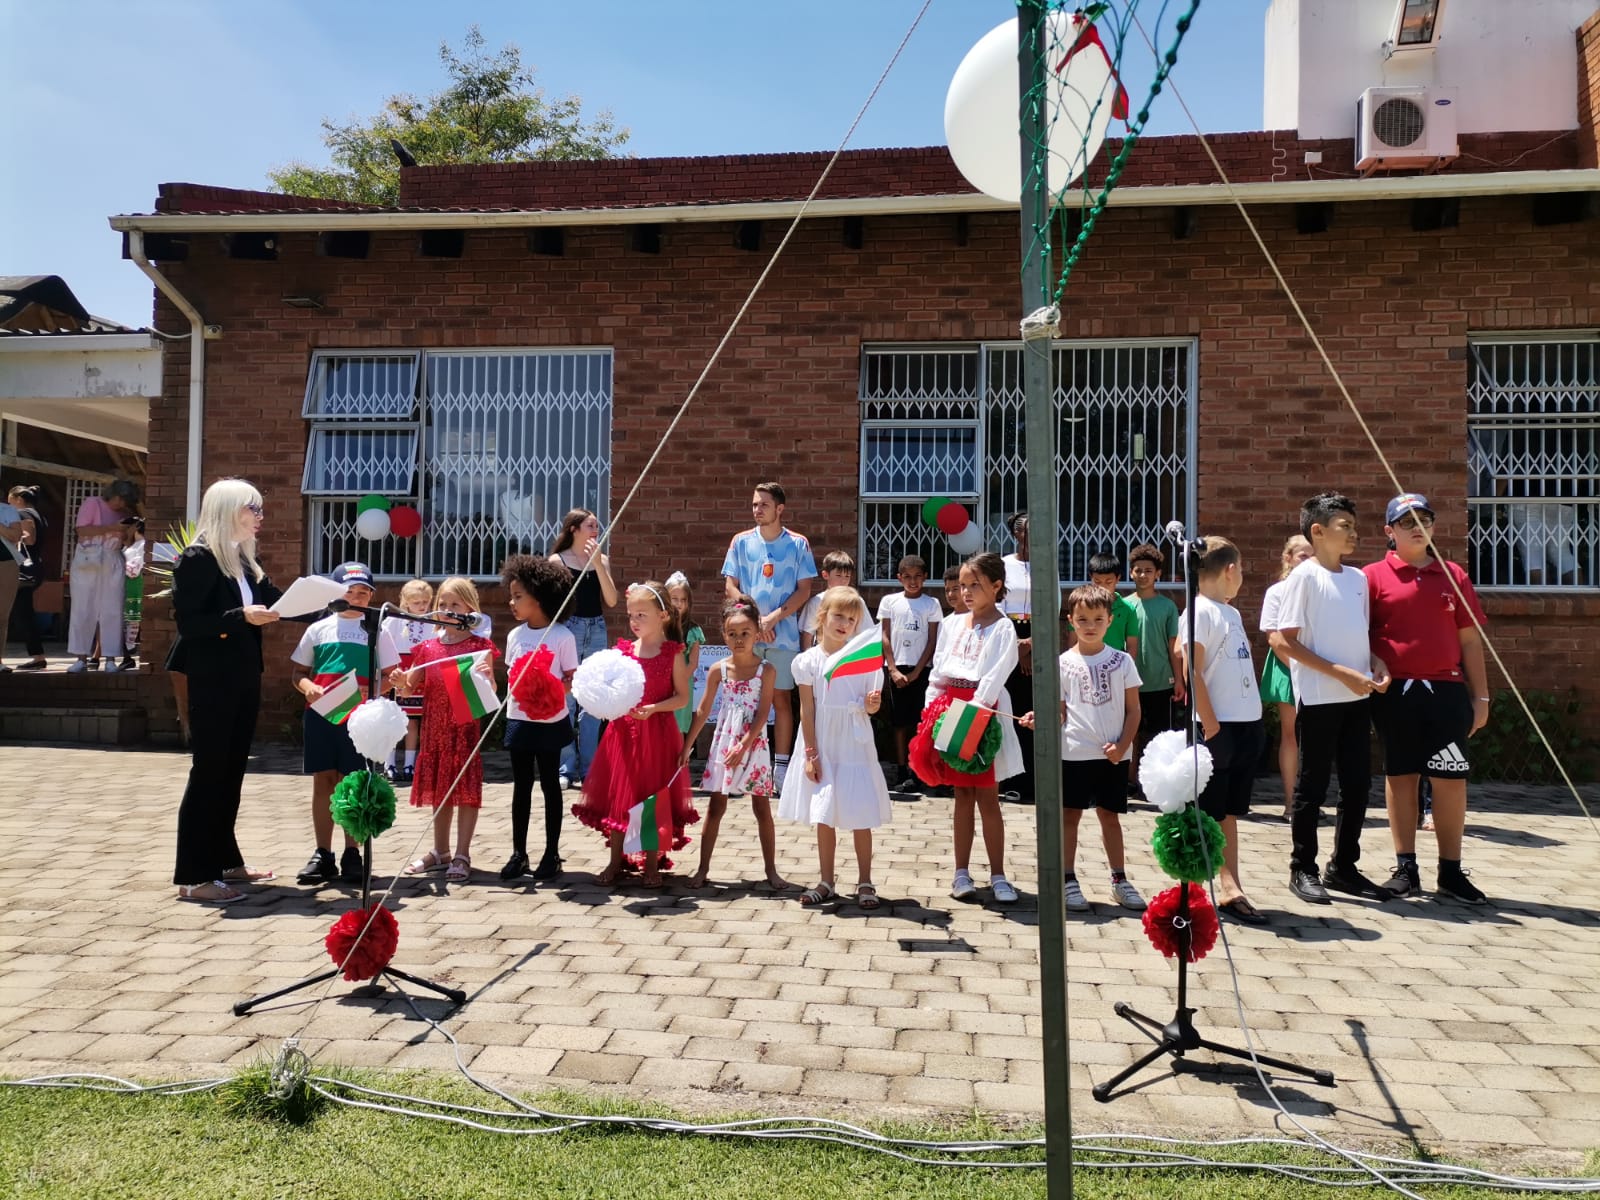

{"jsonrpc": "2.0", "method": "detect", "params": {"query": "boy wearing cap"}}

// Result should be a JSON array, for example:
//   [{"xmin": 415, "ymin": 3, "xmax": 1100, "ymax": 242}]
[
  {"xmin": 1365, "ymin": 494, "xmax": 1491, "ymax": 905},
  {"xmin": 290, "ymin": 562, "xmax": 401, "ymax": 885}
]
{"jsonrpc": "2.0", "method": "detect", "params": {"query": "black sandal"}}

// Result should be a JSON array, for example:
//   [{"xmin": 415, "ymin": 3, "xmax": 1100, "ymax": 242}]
[{"xmin": 1220, "ymin": 896, "xmax": 1268, "ymax": 925}]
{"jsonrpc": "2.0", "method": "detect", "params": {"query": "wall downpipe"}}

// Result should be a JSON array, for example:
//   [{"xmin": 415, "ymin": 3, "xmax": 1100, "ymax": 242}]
[{"xmin": 126, "ymin": 230, "xmax": 207, "ymax": 521}]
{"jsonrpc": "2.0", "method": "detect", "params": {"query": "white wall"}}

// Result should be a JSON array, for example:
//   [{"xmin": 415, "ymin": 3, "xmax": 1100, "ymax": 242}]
[{"xmin": 1264, "ymin": 0, "xmax": 1596, "ymax": 137}]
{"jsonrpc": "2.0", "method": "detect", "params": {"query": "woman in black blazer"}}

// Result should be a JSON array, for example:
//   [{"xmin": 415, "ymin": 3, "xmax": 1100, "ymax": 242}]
[{"xmin": 170, "ymin": 479, "xmax": 283, "ymax": 903}]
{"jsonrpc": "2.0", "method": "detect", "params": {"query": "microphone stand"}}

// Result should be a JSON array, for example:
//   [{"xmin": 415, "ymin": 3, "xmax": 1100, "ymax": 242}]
[
  {"xmin": 1092, "ymin": 529, "xmax": 1333, "ymax": 1101},
  {"xmin": 234, "ymin": 601, "xmax": 468, "ymax": 1015}
]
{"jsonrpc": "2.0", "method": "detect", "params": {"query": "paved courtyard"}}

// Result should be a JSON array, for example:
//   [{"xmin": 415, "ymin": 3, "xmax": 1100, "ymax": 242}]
[{"xmin": 2, "ymin": 742, "xmax": 1598, "ymax": 1163}]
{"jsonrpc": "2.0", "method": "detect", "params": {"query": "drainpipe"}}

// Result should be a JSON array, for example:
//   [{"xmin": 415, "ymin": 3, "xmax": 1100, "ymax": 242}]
[{"xmin": 126, "ymin": 230, "xmax": 210, "ymax": 521}]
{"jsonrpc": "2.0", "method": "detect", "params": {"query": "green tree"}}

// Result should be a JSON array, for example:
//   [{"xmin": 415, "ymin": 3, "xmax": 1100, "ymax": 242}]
[{"xmin": 269, "ymin": 26, "xmax": 629, "ymax": 205}]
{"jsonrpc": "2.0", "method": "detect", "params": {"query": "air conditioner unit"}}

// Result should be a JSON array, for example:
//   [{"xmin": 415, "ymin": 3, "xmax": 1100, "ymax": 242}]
[{"xmin": 1355, "ymin": 86, "xmax": 1458, "ymax": 173}]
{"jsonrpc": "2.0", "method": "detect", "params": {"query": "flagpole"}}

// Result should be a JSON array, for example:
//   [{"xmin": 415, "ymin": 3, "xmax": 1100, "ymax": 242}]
[{"xmin": 1018, "ymin": 3, "xmax": 1074, "ymax": 1196}]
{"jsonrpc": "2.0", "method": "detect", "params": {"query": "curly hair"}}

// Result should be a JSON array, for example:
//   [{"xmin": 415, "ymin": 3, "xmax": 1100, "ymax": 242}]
[{"xmin": 501, "ymin": 554, "xmax": 573, "ymax": 620}]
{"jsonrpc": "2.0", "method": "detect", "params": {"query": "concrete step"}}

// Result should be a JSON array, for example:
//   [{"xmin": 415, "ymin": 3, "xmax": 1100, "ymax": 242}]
[{"xmin": 0, "ymin": 705, "xmax": 148, "ymax": 746}]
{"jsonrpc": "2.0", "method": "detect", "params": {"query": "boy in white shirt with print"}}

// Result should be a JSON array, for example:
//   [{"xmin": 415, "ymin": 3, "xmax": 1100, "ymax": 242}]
[{"xmin": 877, "ymin": 555, "xmax": 942, "ymax": 792}]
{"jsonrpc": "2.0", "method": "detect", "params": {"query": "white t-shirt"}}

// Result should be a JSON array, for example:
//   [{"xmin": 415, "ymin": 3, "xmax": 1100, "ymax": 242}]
[
  {"xmin": 1258, "ymin": 579, "xmax": 1292, "ymax": 632},
  {"xmin": 799, "ymin": 593, "xmax": 821, "ymax": 637},
  {"xmin": 505, "ymin": 622, "xmax": 579, "ymax": 723},
  {"xmin": 1001, "ymin": 554, "xmax": 1031, "ymax": 618},
  {"xmin": 876, "ymin": 592, "xmax": 942, "ymax": 666},
  {"xmin": 291, "ymin": 614, "xmax": 401, "ymax": 690},
  {"xmin": 1275, "ymin": 558, "xmax": 1371, "ymax": 708},
  {"xmin": 1181, "ymin": 594, "xmax": 1262, "ymax": 723},
  {"xmin": 1058, "ymin": 646, "xmax": 1142, "ymax": 760}
]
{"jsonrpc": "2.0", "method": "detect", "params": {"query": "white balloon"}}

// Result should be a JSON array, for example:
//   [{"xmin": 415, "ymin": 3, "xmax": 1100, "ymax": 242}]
[
  {"xmin": 355, "ymin": 507, "xmax": 391, "ymax": 540},
  {"xmin": 945, "ymin": 13, "xmax": 1117, "ymax": 204},
  {"xmin": 947, "ymin": 523, "xmax": 985, "ymax": 556}
]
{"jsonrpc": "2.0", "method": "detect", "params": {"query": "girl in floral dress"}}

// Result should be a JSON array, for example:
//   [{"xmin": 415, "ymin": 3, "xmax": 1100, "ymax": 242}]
[
  {"xmin": 680, "ymin": 595, "xmax": 793, "ymax": 891},
  {"xmin": 571, "ymin": 581, "xmax": 697, "ymax": 887}
]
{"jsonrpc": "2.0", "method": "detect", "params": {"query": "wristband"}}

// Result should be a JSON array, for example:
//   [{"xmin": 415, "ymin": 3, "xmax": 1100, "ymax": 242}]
[{"xmin": 1475, "ymin": 696, "xmax": 1490, "ymax": 702}]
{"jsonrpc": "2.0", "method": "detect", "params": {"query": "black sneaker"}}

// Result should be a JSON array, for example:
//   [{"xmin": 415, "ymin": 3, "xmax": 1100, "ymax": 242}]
[
  {"xmin": 499, "ymin": 851, "xmax": 530, "ymax": 881},
  {"xmin": 531, "ymin": 852, "xmax": 563, "ymax": 881},
  {"xmin": 1290, "ymin": 869, "xmax": 1331, "ymax": 904},
  {"xmin": 340, "ymin": 846, "xmax": 365, "ymax": 884},
  {"xmin": 296, "ymin": 849, "xmax": 336, "ymax": 885},
  {"xmin": 1381, "ymin": 861, "xmax": 1421, "ymax": 898},
  {"xmin": 1437, "ymin": 865, "xmax": 1487, "ymax": 906},
  {"xmin": 1322, "ymin": 863, "xmax": 1389, "ymax": 900}
]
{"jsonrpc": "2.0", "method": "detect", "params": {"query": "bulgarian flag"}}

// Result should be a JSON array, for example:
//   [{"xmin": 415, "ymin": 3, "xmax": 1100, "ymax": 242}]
[
  {"xmin": 437, "ymin": 650, "xmax": 502, "ymax": 723},
  {"xmin": 623, "ymin": 793, "xmax": 664, "ymax": 856},
  {"xmin": 934, "ymin": 697, "xmax": 995, "ymax": 761},
  {"xmin": 824, "ymin": 626, "xmax": 885, "ymax": 682},
  {"xmin": 310, "ymin": 669, "xmax": 362, "ymax": 725}
]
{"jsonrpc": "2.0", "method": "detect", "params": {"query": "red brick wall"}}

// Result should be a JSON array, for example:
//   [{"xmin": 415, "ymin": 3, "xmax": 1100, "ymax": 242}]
[
  {"xmin": 1579, "ymin": 12, "xmax": 1600, "ymax": 169},
  {"xmin": 140, "ymin": 192, "xmax": 1600, "ymax": 738}
]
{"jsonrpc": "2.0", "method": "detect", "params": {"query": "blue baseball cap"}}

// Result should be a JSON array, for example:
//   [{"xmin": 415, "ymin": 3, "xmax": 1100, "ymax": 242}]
[
  {"xmin": 1385, "ymin": 493, "xmax": 1434, "ymax": 525},
  {"xmin": 331, "ymin": 561, "xmax": 375, "ymax": 588}
]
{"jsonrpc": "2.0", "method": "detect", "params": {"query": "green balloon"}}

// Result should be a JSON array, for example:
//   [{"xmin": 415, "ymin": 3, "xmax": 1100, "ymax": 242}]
[
  {"xmin": 921, "ymin": 496, "xmax": 951, "ymax": 527},
  {"xmin": 356, "ymin": 494, "xmax": 392, "ymax": 515}
]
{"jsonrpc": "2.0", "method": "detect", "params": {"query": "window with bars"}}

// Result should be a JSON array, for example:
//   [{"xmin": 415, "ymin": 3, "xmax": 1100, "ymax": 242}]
[
  {"xmin": 302, "ymin": 349, "xmax": 613, "ymax": 579},
  {"xmin": 1467, "ymin": 334, "xmax": 1598, "ymax": 589},
  {"xmin": 858, "ymin": 342, "xmax": 1195, "ymax": 586}
]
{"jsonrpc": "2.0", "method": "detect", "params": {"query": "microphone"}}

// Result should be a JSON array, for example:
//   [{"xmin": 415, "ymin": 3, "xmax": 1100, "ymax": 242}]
[
  {"xmin": 326, "ymin": 598, "xmax": 350, "ymax": 613},
  {"xmin": 1164, "ymin": 520, "xmax": 1187, "ymax": 543}
]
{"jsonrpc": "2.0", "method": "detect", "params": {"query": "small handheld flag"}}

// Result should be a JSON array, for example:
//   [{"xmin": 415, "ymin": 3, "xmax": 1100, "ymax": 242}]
[
  {"xmin": 438, "ymin": 650, "xmax": 501, "ymax": 723},
  {"xmin": 623, "ymin": 793, "xmax": 663, "ymax": 856},
  {"xmin": 824, "ymin": 626, "xmax": 885, "ymax": 681},
  {"xmin": 933, "ymin": 697, "xmax": 995, "ymax": 761},
  {"xmin": 310, "ymin": 669, "xmax": 362, "ymax": 725}
]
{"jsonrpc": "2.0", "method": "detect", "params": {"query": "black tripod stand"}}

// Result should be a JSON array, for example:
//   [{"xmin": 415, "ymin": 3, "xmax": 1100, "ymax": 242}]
[
  {"xmin": 235, "ymin": 601, "xmax": 467, "ymax": 1015},
  {"xmin": 1091, "ymin": 529, "xmax": 1333, "ymax": 1102}
]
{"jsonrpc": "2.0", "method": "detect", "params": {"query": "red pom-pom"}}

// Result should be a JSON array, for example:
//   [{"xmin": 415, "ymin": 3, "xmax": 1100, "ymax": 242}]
[
  {"xmin": 1141, "ymin": 883, "xmax": 1219, "ymax": 963},
  {"xmin": 510, "ymin": 645, "xmax": 567, "ymax": 720},
  {"xmin": 908, "ymin": 693, "xmax": 963, "ymax": 787},
  {"xmin": 324, "ymin": 903, "xmax": 399, "ymax": 981}
]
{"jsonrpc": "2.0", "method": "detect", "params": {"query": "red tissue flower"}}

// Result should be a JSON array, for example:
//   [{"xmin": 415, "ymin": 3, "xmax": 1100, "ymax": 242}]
[
  {"xmin": 908, "ymin": 693, "xmax": 964, "ymax": 788},
  {"xmin": 510, "ymin": 645, "xmax": 567, "ymax": 721},
  {"xmin": 1141, "ymin": 883, "xmax": 1219, "ymax": 963},
  {"xmin": 324, "ymin": 903, "xmax": 400, "ymax": 981}
]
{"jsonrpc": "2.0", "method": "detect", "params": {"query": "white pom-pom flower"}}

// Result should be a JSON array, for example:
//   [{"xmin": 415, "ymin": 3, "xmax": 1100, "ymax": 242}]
[
  {"xmin": 572, "ymin": 648, "xmax": 646, "ymax": 721},
  {"xmin": 347, "ymin": 697, "xmax": 410, "ymax": 763},
  {"xmin": 1138, "ymin": 729, "xmax": 1215, "ymax": 814}
]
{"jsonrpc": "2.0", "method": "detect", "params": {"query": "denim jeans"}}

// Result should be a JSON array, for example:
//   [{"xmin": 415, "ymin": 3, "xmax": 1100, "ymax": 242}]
[{"xmin": 560, "ymin": 615, "xmax": 609, "ymax": 781}]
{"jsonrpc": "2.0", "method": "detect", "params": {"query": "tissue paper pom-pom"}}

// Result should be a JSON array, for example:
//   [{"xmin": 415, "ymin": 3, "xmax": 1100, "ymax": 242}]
[
  {"xmin": 330, "ymin": 769, "xmax": 397, "ymax": 843},
  {"xmin": 1151, "ymin": 808, "xmax": 1227, "ymax": 883},
  {"xmin": 1138, "ymin": 729, "xmax": 1215, "ymax": 814},
  {"xmin": 347, "ymin": 698, "xmax": 409, "ymax": 763},
  {"xmin": 908, "ymin": 693, "xmax": 963, "ymax": 787},
  {"xmin": 1142, "ymin": 884, "xmax": 1220, "ymax": 962},
  {"xmin": 572, "ymin": 648, "xmax": 646, "ymax": 721},
  {"xmin": 324, "ymin": 904, "xmax": 399, "ymax": 982},
  {"xmin": 934, "ymin": 707, "xmax": 1003, "ymax": 774},
  {"xmin": 510, "ymin": 645, "xmax": 567, "ymax": 720}
]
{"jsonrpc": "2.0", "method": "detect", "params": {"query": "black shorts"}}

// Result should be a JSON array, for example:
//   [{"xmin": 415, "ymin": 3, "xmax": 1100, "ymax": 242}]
[
  {"xmin": 1138, "ymin": 689, "xmax": 1175, "ymax": 740},
  {"xmin": 1371, "ymin": 680, "xmax": 1473, "ymax": 779},
  {"xmin": 504, "ymin": 717, "xmax": 575, "ymax": 757},
  {"xmin": 887, "ymin": 666, "xmax": 931, "ymax": 730},
  {"xmin": 303, "ymin": 708, "xmax": 366, "ymax": 775},
  {"xmin": 1197, "ymin": 719, "xmax": 1266, "ymax": 820},
  {"xmin": 1062, "ymin": 757, "xmax": 1129, "ymax": 813}
]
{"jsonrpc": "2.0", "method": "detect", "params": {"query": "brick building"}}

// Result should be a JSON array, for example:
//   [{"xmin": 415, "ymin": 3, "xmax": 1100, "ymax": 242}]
[{"xmin": 110, "ymin": 5, "xmax": 1600, "ymax": 741}]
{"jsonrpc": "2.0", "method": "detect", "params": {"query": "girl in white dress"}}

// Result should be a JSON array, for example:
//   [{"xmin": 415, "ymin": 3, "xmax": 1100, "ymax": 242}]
[
  {"xmin": 779, "ymin": 586, "xmax": 890, "ymax": 909},
  {"xmin": 680, "ymin": 596, "xmax": 793, "ymax": 891},
  {"xmin": 924, "ymin": 552, "xmax": 1023, "ymax": 904}
]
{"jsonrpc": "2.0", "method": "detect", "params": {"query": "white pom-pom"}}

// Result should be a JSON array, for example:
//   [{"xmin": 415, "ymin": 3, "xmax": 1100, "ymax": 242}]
[
  {"xmin": 572, "ymin": 648, "xmax": 646, "ymax": 720},
  {"xmin": 1138, "ymin": 729, "xmax": 1215, "ymax": 814},
  {"xmin": 347, "ymin": 698, "xmax": 410, "ymax": 763}
]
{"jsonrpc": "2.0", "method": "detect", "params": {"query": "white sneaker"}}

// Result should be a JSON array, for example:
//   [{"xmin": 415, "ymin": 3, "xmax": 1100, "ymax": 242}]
[
  {"xmin": 558, "ymin": 773, "xmax": 571, "ymax": 791},
  {"xmin": 990, "ymin": 876, "xmax": 1019, "ymax": 904},
  {"xmin": 774, "ymin": 760, "xmax": 789, "ymax": 791},
  {"xmin": 1111, "ymin": 876, "xmax": 1147, "ymax": 911},
  {"xmin": 950, "ymin": 871, "xmax": 977, "ymax": 900},
  {"xmin": 1064, "ymin": 879, "xmax": 1091, "ymax": 912}
]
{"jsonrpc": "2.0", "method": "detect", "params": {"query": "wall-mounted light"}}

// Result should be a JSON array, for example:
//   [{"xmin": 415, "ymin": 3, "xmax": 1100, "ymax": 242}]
[{"xmin": 281, "ymin": 294, "xmax": 324, "ymax": 309}]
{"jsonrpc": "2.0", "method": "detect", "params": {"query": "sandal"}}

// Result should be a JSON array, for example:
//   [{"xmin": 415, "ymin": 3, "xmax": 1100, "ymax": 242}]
[
  {"xmin": 799, "ymin": 881, "xmax": 836, "ymax": 906},
  {"xmin": 1219, "ymin": 896, "xmax": 1268, "ymax": 926},
  {"xmin": 178, "ymin": 881, "xmax": 244, "ymax": 905},
  {"xmin": 856, "ymin": 882, "xmax": 881, "ymax": 911},
  {"xmin": 404, "ymin": 849, "xmax": 448, "ymax": 875},
  {"xmin": 221, "ymin": 865, "xmax": 275, "ymax": 883},
  {"xmin": 446, "ymin": 854, "xmax": 471, "ymax": 882}
]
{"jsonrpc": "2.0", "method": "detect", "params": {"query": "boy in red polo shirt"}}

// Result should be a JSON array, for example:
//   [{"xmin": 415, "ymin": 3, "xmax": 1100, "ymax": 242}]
[{"xmin": 1364, "ymin": 493, "xmax": 1491, "ymax": 905}]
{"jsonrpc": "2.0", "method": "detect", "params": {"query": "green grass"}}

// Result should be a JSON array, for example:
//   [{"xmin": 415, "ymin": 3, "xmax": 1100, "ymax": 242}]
[{"xmin": 0, "ymin": 1070, "xmax": 1580, "ymax": 1200}]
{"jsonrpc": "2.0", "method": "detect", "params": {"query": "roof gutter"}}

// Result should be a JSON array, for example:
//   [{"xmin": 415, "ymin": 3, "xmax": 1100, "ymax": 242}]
[
  {"xmin": 107, "ymin": 168, "xmax": 1600, "ymax": 233},
  {"xmin": 126, "ymin": 231, "xmax": 208, "ymax": 521}
]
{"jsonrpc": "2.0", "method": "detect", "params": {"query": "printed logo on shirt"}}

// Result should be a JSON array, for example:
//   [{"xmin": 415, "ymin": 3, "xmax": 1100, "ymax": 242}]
[
  {"xmin": 1425, "ymin": 742, "xmax": 1471, "ymax": 775},
  {"xmin": 1065, "ymin": 654, "xmax": 1124, "ymax": 706}
]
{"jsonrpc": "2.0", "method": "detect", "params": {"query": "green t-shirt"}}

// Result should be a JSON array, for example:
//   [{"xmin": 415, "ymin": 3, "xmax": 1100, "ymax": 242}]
[
  {"xmin": 1104, "ymin": 593, "xmax": 1139, "ymax": 654},
  {"xmin": 1128, "ymin": 592, "xmax": 1179, "ymax": 692}
]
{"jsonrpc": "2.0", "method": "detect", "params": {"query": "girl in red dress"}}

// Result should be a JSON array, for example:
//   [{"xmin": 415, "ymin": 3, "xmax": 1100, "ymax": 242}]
[
  {"xmin": 395, "ymin": 577, "xmax": 498, "ymax": 883},
  {"xmin": 571, "ymin": 581, "xmax": 697, "ymax": 888}
]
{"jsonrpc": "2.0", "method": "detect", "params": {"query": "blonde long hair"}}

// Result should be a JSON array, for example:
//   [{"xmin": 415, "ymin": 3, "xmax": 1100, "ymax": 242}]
[{"xmin": 194, "ymin": 478, "xmax": 265, "ymax": 582}]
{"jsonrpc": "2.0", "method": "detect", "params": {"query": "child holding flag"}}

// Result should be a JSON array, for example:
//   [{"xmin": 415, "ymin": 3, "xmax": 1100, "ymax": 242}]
[
  {"xmin": 396, "ymin": 577, "xmax": 499, "ymax": 883},
  {"xmin": 779, "ymin": 586, "xmax": 891, "ymax": 909},
  {"xmin": 571, "ymin": 581, "xmax": 697, "ymax": 889}
]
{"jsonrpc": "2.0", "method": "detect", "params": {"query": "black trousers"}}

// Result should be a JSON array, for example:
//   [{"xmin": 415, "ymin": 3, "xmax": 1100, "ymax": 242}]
[
  {"xmin": 509, "ymin": 744, "xmax": 565, "ymax": 858},
  {"xmin": 1003, "ymin": 618, "xmax": 1035, "ymax": 799},
  {"xmin": 1289, "ymin": 699, "xmax": 1371, "ymax": 876},
  {"xmin": 8, "ymin": 584, "xmax": 44, "ymax": 657},
  {"xmin": 172, "ymin": 672, "xmax": 260, "ymax": 885}
]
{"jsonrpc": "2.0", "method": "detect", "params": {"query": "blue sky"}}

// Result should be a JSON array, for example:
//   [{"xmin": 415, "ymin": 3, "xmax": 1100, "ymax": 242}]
[{"xmin": 0, "ymin": 1, "xmax": 1266, "ymax": 327}]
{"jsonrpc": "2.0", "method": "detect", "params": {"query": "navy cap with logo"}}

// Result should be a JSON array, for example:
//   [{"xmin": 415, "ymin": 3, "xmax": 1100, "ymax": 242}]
[
  {"xmin": 331, "ymin": 562, "xmax": 375, "ymax": 588},
  {"xmin": 1385, "ymin": 493, "xmax": 1434, "ymax": 525}
]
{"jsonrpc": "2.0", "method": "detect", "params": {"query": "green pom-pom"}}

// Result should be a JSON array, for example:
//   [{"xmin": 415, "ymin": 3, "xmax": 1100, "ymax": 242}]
[
  {"xmin": 330, "ymin": 769, "xmax": 397, "ymax": 843},
  {"xmin": 1151, "ymin": 808, "xmax": 1226, "ymax": 883},
  {"xmin": 934, "ymin": 709, "xmax": 1004, "ymax": 773}
]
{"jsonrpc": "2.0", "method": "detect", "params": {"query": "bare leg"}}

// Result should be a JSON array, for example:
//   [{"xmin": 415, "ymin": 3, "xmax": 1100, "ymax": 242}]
[
  {"xmin": 852, "ymin": 828, "xmax": 873, "ymax": 889},
  {"xmin": 691, "ymin": 794, "xmax": 729, "ymax": 888},
  {"xmin": 454, "ymin": 805, "xmax": 479, "ymax": 860},
  {"xmin": 1062, "ymin": 808, "xmax": 1083, "ymax": 874},
  {"xmin": 1215, "ymin": 813, "xmax": 1245, "ymax": 903},
  {"xmin": 750, "ymin": 796, "xmax": 792, "ymax": 888},
  {"xmin": 975, "ymin": 787, "xmax": 1006, "ymax": 878},
  {"xmin": 597, "ymin": 831, "xmax": 625, "ymax": 885},
  {"xmin": 312, "ymin": 771, "xmax": 342, "ymax": 850},
  {"xmin": 1386, "ymin": 773, "xmax": 1420, "ymax": 856},
  {"xmin": 953, "ymin": 789, "xmax": 976, "ymax": 872},
  {"xmin": 1277, "ymin": 702, "xmax": 1298, "ymax": 815},
  {"xmin": 893, "ymin": 727, "xmax": 911, "ymax": 771},
  {"xmin": 816, "ymin": 822, "xmax": 837, "ymax": 888},
  {"xmin": 431, "ymin": 805, "xmax": 454, "ymax": 859},
  {"xmin": 773, "ymin": 687, "xmax": 796, "ymax": 758},
  {"xmin": 1427, "ymin": 777, "xmax": 1468, "ymax": 860},
  {"xmin": 1096, "ymin": 808, "xmax": 1126, "ymax": 874},
  {"xmin": 642, "ymin": 850, "xmax": 662, "ymax": 888}
]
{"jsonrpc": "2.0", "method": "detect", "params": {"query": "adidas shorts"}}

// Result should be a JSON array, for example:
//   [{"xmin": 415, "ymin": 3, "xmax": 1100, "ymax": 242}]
[{"xmin": 1371, "ymin": 679, "xmax": 1473, "ymax": 779}]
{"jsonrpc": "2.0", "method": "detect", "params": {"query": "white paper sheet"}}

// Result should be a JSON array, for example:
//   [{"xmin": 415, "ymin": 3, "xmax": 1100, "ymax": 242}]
[{"xmin": 269, "ymin": 574, "xmax": 349, "ymax": 618}]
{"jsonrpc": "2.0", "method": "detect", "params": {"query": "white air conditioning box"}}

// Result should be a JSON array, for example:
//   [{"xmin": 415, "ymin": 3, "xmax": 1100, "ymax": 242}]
[{"xmin": 1355, "ymin": 86, "xmax": 1459, "ymax": 173}]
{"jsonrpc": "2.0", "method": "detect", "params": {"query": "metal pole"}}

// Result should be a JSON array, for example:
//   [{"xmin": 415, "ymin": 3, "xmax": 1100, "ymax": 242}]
[{"xmin": 1018, "ymin": 4, "xmax": 1071, "ymax": 1197}]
